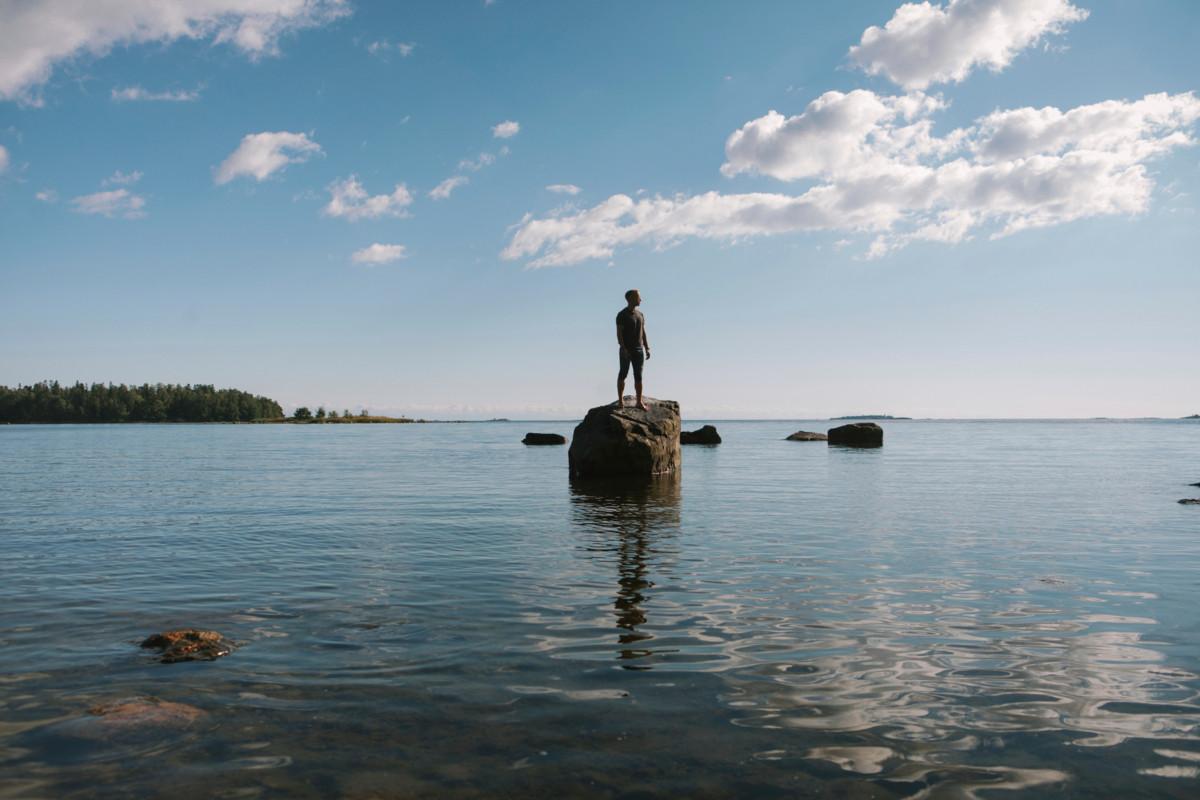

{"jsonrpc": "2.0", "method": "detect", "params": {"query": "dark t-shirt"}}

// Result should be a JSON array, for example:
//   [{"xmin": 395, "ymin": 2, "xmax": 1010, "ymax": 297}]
[{"xmin": 616, "ymin": 307, "xmax": 645, "ymax": 351}]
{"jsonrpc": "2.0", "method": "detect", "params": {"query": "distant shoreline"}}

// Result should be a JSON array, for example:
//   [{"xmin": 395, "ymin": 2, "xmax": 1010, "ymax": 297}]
[
  {"xmin": 3, "ymin": 416, "xmax": 1197, "ymax": 426},
  {"xmin": 252, "ymin": 415, "xmax": 421, "ymax": 425}
]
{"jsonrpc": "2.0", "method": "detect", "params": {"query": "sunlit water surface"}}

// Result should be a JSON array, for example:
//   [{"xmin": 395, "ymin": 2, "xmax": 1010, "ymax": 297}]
[{"xmin": 2, "ymin": 420, "xmax": 1199, "ymax": 798}]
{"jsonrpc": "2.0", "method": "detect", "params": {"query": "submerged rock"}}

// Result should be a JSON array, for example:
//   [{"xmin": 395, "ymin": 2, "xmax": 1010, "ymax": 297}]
[
  {"xmin": 680, "ymin": 425, "xmax": 721, "ymax": 445},
  {"xmin": 522, "ymin": 433, "xmax": 566, "ymax": 445},
  {"xmin": 569, "ymin": 398, "xmax": 681, "ymax": 479},
  {"xmin": 141, "ymin": 629, "xmax": 233, "ymax": 663},
  {"xmin": 827, "ymin": 422, "xmax": 883, "ymax": 448},
  {"xmin": 786, "ymin": 430, "xmax": 827, "ymax": 441},
  {"xmin": 85, "ymin": 697, "xmax": 205, "ymax": 730},
  {"xmin": 1179, "ymin": 498, "xmax": 1200, "ymax": 505}
]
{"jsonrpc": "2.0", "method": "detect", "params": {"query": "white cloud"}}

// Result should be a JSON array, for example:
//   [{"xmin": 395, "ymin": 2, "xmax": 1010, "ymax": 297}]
[
  {"xmin": 970, "ymin": 93, "xmax": 1200, "ymax": 163},
  {"xmin": 71, "ymin": 188, "xmax": 146, "ymax": 219},
  {"xmin": 0, "ymin": 144, "xmax": 7, "ymax": 173},
  {"xmin": 214, "ymin": 131, "xmax": 321, "ymax": 184},
  {"xmin": 849, "ymin": 0, "xmax": 1088, "ymax": 90},
  {"xmin": 721, "ymin": 89, "xmax": 951, "ymax": 181},
  {"xmin": 0, "ymin": 0, "xmax": 351, "ymax": 103},
  {"xmin": 367, "ymin": 39, "xmax": 414, "ymax": 57},
  {"xmin": 504, "ymin": 90, "xmax": 1200, "ymax": 266},
  {"xmin": 111, "ymin": 85, "xmax": 200, "ymax": 102},
  {"xmin": 429, "ymin": 175, "xmax": 468, "ymax": 200},
  {"xmin": 35, "ymin": 188, "xmax": 57, "ymax": 203},
  {"xmin": 352, "ymin": 243, "xmax": 407, "ymax": 264},
  {"xmin": 546, "ymin": 184, "xmax": 581, "ymax": 195},
  {"xmin": 492, "ymin": 120, "xmax": 520, "ymax": 139},
  {"xmin": 322, "ymin": 176, "xmax": 412, "ymax": 220},
  {"xmin": 102, "ymin": 169, "xmax": 143, "ymax": 186}
]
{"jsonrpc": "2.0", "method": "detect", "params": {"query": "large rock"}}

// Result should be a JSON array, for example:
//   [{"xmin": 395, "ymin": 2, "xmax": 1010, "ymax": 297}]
[
  {"xmin": 680, "ymin": 424, "xmax": 721, "ymax": 445},
  {"xmin": 827, "ymin": 422, "xmax": 883, "ymax": 448},
  {"xmin": 523, "ymin": 432, "xmax": 566, "ymax": 445},
  {"xmin": 786, "ymin": 430, "xmax": 827, "ymax": 441},
  {"xmin": 569, "ymin": 399, "xmax": 681, "ymax": 479},
  {"xmin": 1180, "ymin": 498, "xmax": 1200, "ymax": 505}
]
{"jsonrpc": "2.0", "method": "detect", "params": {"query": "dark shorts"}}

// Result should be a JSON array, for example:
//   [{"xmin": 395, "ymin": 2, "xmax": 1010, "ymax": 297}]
[{"xmin": 619, "ymin": 347, "xmax": 644, "ymax": 383}]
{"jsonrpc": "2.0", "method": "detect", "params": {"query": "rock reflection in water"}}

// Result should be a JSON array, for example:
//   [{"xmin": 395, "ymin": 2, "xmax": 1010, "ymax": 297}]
[{"xmin": 570, "ymin": 475, "xmax": 680, "ymax": 669}]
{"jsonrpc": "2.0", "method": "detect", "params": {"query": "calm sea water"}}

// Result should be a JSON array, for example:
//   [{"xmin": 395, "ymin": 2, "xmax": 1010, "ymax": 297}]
[{"xmin": 1, "ymin": 419, "xmax": 1198, "ymax": 798}]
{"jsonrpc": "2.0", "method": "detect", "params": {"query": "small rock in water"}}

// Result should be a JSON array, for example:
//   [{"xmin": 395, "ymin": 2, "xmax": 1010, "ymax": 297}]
[
  {"xmin": 786, "ymin": 430, "xmax": 827, "ymax": 441},
  {"xmin": 1179, "ymin": 498, "xmax": 1200, "ymax": 505},
  {"xmin": 1189, "ymin": 482, "xmax": 1200, "ymax": 488},
  {"xmin": 827, "ymin": 422, "xmax": 883, "ymax": 448},
  {"xmin": 680, "ymin": 425, "xmax": 721, "ymax": 445},
  {"xmin": 141, "ymin": 629, "xmax": 234, "ymax": 663},
  {"xmin": 522, "ymin": 432, "xmax": 566, "ymax": 445}
]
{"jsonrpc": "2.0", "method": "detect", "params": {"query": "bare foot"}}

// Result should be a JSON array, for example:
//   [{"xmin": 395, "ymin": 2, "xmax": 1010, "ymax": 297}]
[
  {"xmin": 615, "ymin": 398, "xmax": 625, "ymax": 407},
  {"xmin": 637, "ymin": 400, "xmax": 649, "ymax": 411}
]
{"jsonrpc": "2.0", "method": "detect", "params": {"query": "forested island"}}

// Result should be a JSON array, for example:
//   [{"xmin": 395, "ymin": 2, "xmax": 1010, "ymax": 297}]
[
  {"xmin": 830, "ymin": 414, "xmax": 912, "ymax": 420},
  {"xmin": 0, "ymin": 382, "xmax": 282, "ymax": 423}
]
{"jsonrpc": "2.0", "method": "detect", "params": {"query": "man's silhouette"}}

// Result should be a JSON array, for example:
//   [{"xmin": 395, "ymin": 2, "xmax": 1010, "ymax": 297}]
[{"xmin": 616, "ymin": 289, "xmax": 651, "ymax": 410}]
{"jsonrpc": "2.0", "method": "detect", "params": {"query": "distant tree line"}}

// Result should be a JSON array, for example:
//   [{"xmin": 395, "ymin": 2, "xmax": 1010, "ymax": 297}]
[{"xmin": 0, "ymin": 381, "xmax": 283, "ymax": 423}]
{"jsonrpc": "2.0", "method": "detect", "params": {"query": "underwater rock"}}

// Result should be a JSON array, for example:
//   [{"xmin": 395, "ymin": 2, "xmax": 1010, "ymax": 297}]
[{"xmin": 86, "ymin": 696, "xmax": 205, "ymax": 730}]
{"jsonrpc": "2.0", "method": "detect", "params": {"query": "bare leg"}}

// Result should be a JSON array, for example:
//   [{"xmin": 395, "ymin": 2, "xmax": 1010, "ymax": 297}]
[
  {"xmin": 635, "ymin": 381, "xmax": 648, "ymax": 411},
  {"xmin": 617, "ymin": 379, "xmax": 625, "ymax": 406}
]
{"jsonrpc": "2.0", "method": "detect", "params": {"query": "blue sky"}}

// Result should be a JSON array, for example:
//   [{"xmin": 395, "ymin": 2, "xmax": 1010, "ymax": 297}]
[{"xmin": 1, "ymin": 0, "xmax": 1197, "ymax": 419}]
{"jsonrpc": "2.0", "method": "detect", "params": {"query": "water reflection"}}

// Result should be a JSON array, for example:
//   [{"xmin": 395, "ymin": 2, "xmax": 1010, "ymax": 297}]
[{"xmin": 570, "ymin": 476, "xmax": 680, "ymax": 669}]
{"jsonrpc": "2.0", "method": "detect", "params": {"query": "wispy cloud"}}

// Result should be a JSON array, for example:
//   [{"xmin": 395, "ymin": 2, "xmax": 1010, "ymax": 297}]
[
  {"xmin": 546, "ymin": 184, "xmax": 581, "ymax": 195},
  {"xmin": 111, "ymin": 85, "xmax": 200, "ymax": 102},
  {"xmin": 102, "ymin": 169, "xmax": 142, "ymax": 186},
  {"xmin": 71, "ymin": 188, "xmax": 146, "ymax": 219},
  {"xmin": 429, "ymin": 175, "xmax": 468, "ymax": 200},
  {"xmin": 35, "ymin": 188, "xmax": 57, "ymax": 203},
  {"xmin": 0, "ymin": 144, "xmax": 8, "ymax": 173},
  {"xmin": 323, "ymin": 176, "xmax": 412, "ymax": 220},
  {"xmin": 458, "ymin": 152, "xmax": 496, "ymax": 172},
  {"xmin": 352, "ymin": 243, "xmax": 407, "ymax": 264},
  {"xmin": 366, "ymin": 39, "xmax": 415, "ymax": 57},
  {"xmin": 214, "ymin": 131, "xmax": 322, "ymax": 184},
  {"xmin": 492, "ymin": 120, "xmax": 520, "ymax": 139}
]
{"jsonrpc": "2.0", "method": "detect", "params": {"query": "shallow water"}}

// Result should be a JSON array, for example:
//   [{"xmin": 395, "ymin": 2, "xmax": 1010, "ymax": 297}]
[{"xmin": 1, "ymin": 419, "xmax": 1198, "ymax": 798}]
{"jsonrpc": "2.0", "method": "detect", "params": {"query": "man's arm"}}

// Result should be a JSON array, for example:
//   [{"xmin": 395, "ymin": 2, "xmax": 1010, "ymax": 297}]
[
  {"xmin": 617, "ymin": 318, "xmax": 627, "ymax": 353},
  {"xmin": 642, "ymin": 321, "xmax": 650, "ymax": 359}
]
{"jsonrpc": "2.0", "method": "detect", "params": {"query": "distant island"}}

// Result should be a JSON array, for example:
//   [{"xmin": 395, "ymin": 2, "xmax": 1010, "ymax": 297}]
[
  {"xmin": 1185, "ymin": 414, "xmax": 1200, "ymax": 419},
  {"xmin": 0, "ymin": 381, "xmax": 281, "ymax": 423},
  {"xmin": 257, "ymin": 406, "xmax": 420, "ymax": 424},
  {"xmin": 830, "ymin": 414, "xmax": 912, "ymax": 420}
]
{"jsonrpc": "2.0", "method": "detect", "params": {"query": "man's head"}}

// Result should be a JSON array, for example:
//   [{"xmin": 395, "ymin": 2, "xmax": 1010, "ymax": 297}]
[{"xmin": 624, "ymin": 289, "xmax": 641, "ymax": 307}]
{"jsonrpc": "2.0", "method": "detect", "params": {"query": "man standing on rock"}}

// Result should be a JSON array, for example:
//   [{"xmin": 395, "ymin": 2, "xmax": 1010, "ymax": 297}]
[{"xmin": 616, "ymin": 289, "xmax": 651, "ymax": 410}]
